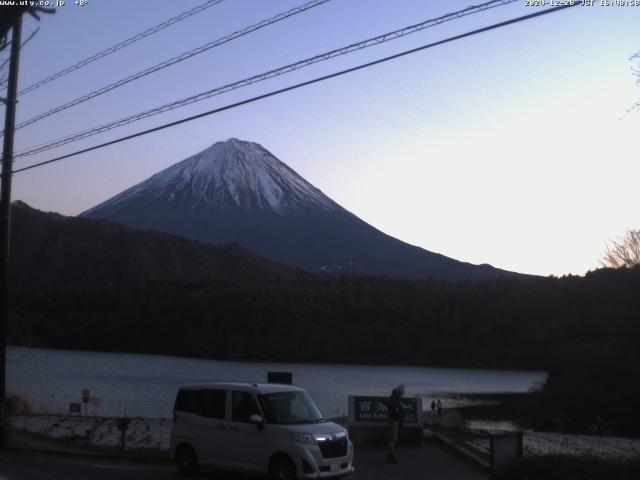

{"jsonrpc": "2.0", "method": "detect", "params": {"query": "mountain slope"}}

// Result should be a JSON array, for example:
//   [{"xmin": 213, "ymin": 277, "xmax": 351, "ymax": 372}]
[
  {"xmin": 9, "ymin": 201, "xmax": 294, "ymax": 290},
  {"xmin": 81, "ymin": 138, "xmax": 518, "ymax": 281}
]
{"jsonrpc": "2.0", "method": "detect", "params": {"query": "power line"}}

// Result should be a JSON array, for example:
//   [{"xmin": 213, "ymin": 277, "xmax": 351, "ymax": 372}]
[
  {"xmin": 9, "ymin": 0, "xmax": 332, "ymax": 133},
  {"xmin": 15, "ymin": 0, "xmax": 519, "ymax": 159},
  {"xmin": 0, "ymin": 27, "xmax": 39, "ymax": 86},
  {"xmin": 16, "ymin": 0, "xmax": 226, "ymax": 96},
  {"xmin": 2, "ymin": 28, "xmax": 39, "ymax": 68},
  {"xmin": 10, "ymin": 3, "xmax": 578, "ymax": 177}
]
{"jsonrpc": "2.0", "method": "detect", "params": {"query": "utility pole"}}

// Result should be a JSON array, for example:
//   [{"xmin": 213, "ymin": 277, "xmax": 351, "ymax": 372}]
[
  {"xmin": 0, "ymin": 13, "xmax": 22, "ymax": 451},
  {"xmin": 0, "ymin": 5, "xmax": 53, "ymax": 451}
]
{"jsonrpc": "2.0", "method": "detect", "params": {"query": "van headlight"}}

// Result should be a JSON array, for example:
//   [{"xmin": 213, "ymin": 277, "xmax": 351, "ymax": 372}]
[{"xmin": 291, "ymin": 432, "xmax": 316, "ymax": 444}]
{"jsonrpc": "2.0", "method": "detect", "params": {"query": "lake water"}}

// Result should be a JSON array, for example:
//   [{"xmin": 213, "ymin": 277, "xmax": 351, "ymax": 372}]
[{"xmin": 7, "ymin": 346, "xmax": 545, "ymax": 418}]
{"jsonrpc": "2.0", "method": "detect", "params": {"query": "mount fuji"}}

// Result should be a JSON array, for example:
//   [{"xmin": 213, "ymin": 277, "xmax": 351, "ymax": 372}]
[{"xmin": 81, "ymin": 138, "xmax": 515, "ymax": 280}]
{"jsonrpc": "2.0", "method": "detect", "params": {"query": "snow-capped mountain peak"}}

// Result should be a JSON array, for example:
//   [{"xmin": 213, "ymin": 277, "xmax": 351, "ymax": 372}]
[{"xmin": 84, "ymin": 139, "xmax": 338, "ymax": 215}]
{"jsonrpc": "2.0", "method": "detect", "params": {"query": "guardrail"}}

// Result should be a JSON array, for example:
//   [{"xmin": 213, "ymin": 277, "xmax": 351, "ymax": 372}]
[{"xmin": 426, "ymin": 418, "xmax": 523, "ymax": 480}]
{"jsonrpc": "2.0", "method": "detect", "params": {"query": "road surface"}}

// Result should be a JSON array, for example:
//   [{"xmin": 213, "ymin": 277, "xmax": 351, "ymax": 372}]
[{"xmin": 0, "ymin": 444, "xmax": 488, "ymax": 480}]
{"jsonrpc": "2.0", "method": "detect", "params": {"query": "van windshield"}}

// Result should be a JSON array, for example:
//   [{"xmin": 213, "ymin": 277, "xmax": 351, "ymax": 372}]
[{"xmin": 258, "ymin": 391, "xmax": 324, "ymax": 425}]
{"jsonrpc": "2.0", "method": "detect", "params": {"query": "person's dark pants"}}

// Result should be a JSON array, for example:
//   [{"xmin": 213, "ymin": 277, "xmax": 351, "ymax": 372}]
[{"xmin": 387, "ymin": 419, "xmax": 399, "ymax": 460}]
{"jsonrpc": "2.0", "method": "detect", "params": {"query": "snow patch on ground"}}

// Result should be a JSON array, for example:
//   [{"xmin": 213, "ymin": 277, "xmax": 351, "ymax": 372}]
[
  {"xmin": 9, "ymin": 415, "xmax": 171, "ymax": 451},
  {"xmin": 464, "ymin": 429, "xmax": 640, "ymax": 461}
]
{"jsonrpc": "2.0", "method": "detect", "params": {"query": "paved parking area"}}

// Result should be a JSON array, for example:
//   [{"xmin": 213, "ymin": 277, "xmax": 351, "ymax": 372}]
[
  {"xmin": 352, "ymin": 445, "xmax": 488, "ymax": 480},
  {"xmin": 0, "ymin": 443, "xmax": 488, "ymax": 480}
]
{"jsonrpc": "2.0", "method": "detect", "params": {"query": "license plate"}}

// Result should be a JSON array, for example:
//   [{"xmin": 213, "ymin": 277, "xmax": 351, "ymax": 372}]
[{"xmin": 330, "ymin": 460, "xmax": 340, "ymax": 472}]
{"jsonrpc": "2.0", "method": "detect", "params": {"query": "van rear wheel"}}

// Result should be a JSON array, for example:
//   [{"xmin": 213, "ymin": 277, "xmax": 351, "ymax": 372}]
[
  {"xmin": 270, "ymin": 456, "xmax": 297, "ymax": 480},
  {"xmin": 175, "ymin": 445, "xmax": 199, "ymax": 477}
]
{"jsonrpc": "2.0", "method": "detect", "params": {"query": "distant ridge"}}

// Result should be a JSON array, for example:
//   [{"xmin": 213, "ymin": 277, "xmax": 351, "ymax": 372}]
[
  {"xmin": 81, "ymin": 138, "xmax": 520, "ymax": 281},
  {"xmin": 10, "ymin": 201, "xmax": 293, "ymax": 290}
]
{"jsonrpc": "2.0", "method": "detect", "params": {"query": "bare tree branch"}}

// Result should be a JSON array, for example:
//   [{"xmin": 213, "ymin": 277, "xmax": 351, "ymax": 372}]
[
  {"xmin": 601, "ymin": 229, "xmax": 640, "ymax": 268},
  {"xmin": 628, "ymin": 51, "xmax": 640, "ymax": 114}
]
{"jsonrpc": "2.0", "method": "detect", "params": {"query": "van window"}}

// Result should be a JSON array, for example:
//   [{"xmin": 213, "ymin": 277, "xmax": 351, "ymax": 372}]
[
  {"xmin": 231, "ymin": 391, "xmax": 260, "ymax": 422},
  {"xmin": 200, "ymin": 389, "xmax": 226, "ymax": 419},
  {"xmin": 258, "ymin": 391, "xmax": 324, "ymax": 424},
  {"xmin": 174, "ymin": 389, "xmax": 199, "ymax": 413}
]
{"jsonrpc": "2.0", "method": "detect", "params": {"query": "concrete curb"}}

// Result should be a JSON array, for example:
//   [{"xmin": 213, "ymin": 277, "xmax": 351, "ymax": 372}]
[{"xmin": 426, "ymin": 428, "xmax": 490, "ymax": 472}]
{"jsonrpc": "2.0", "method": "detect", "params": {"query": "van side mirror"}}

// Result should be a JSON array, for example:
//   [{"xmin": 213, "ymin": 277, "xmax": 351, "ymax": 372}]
[{"xmin": 249, "ymin": 414, "xmax": 265, "ymax": 431}]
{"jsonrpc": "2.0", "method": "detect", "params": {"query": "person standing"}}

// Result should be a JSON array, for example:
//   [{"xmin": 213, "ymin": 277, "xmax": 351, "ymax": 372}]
[
  {"xmin": 386, "ymin": 385, "xmax": 404, "ymax": 464},
  {"xmin": 436, "ymin": 398, "xmax": 442, "ymax": 416}
]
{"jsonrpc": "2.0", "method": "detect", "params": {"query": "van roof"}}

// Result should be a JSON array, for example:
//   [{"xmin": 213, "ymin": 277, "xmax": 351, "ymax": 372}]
[{"xmin": 177, "ymin": 382, "xmax": 305, "ymax": 394}]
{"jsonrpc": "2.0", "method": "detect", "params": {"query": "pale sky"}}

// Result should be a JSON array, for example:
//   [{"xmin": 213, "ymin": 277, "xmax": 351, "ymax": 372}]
[{"xmin": 4, "ymin": 0, "xmax": 640, "ymax": 276}]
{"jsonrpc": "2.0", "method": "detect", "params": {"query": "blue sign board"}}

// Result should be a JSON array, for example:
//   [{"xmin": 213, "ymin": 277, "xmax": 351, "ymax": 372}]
[{"xmin": 350, "ymin": 396, "xmax": 420, "ymax": 425}]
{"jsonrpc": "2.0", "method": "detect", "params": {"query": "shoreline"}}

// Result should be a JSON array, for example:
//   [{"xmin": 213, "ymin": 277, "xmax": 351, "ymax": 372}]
[{"xmin": 7, "ymin": 344, "xmax": 548, "ymax": 374}]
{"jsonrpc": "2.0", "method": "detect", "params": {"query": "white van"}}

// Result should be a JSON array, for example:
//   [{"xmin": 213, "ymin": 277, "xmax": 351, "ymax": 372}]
[{"xmin": 170, "ymin": 382, "xmax": 354, "ymax": 479}]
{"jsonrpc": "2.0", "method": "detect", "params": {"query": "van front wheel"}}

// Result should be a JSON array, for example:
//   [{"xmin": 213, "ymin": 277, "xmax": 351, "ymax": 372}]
[
  {"xmin": 175, "ymin": 445, "xmax": 199, "ymax": 477},
  {"xmin": 270, "ymin": 456, "xmax": 297, "ymax": 480}
]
